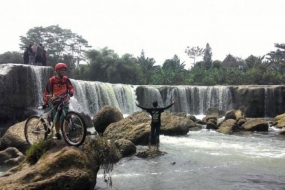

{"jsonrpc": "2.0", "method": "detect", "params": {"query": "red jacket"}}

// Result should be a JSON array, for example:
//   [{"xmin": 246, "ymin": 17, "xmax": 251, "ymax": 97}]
[{"xmin": 43, "ymin": 76, "xmax": 74, "ymax": 105}]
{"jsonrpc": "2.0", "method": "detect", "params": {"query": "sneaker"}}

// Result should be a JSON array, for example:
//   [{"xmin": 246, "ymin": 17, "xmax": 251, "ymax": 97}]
[{"xmin": 54, "ymin": 133, "xmax": 62, "ymax": 140}]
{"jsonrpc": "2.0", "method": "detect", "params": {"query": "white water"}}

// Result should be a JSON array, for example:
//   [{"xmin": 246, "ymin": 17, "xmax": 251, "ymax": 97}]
[
  {"xmin": 69, "ymin": 80, "xmax": 139, "ymax": 116},
  {"xmin": 95, "ymin": 128, "xmax": 285, "ymax": 190}
]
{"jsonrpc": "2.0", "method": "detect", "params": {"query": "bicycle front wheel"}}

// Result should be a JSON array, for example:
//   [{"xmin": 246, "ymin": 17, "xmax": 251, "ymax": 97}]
[
  {"xmin": 61, "ymin": 111, "xmax": 87, "ymax": 146},
  {"xmin": 24, "ymin": 116, "xmax": 47, "ymax": 145}
]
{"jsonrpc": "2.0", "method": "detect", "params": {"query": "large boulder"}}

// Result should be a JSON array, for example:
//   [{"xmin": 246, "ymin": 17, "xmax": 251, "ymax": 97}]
[
  {"xmin": 114, "ymin": 139, "xmax": 136, "ymax": 157},
  {"xmin": 241, "ymin": 118, "xmax": 269, "ymax": 131},
  {"xmin": 161, "ymin": 112, "xmax": 191, "ymax": 135},
  {"xmin": 93, "ymin": 105, "xmax": 124, "ymax": 134},
  {"xmin": 225, "ymin": 109, "xmax": 236, "ymax": 120},
  {"xmin": 235, "ymin": 109, "xmax": 245, "ymax": 120},
  {"xmin": 0, "ymin": 142, "xmax": 97, "ymax": 190},
  {"xmin": 217, "ymin": 119, "xmax": 238, "ymax": 134},
  {"xmin": 0, "ymin": 121, "xmax": 29, "ymax": 153},
  {"xmin": 103, "ymin": 112, "xmax": 151, "ymax": 145},
  {"xmin": 0, "ymin": 137, "xmax": 120, "ymax": 190},
  {"xmin": 273, "ymin": 113, "xmax": 285, "ymax": 128},
  {"xmin": 0, "ymin": 147, "xmax": 25, "ymax": 166}
]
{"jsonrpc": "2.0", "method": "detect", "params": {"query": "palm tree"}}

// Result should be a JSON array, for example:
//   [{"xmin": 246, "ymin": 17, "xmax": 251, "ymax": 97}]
[{"xmin": 137, "ymin": 50, "xmax": 159, "ymax": 84}]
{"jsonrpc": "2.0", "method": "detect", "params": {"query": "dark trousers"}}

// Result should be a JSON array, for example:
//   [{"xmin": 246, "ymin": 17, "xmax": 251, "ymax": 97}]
[{"xmin": 149, "ymin": 123, "xmax": 160, "ymax": 144}]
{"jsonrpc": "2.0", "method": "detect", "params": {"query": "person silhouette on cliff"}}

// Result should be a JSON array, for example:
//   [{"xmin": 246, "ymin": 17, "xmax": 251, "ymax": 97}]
[{"xmin": 136, "ymin": 100, "xmax": 176, "ymax": 151}]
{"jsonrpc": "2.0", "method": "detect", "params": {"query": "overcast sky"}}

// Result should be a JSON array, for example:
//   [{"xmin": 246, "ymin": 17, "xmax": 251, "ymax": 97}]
[{"xmin": 1, "ymin": 0, "xmax": 284, "ymax": 68}]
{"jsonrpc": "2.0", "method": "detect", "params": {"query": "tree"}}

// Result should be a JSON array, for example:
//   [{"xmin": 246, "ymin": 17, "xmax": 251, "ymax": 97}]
[
  {"xmin": 137, "ymin": 50, "xmax": 159, "ymax": 84},
  {"xmin": 161, "ymin": 55, "xmax": 186, "ymax": 84},
  {"xmin": 245, "ymin": 55, "xmax": 263, "ymax": 69},
  {"xmin": 85, "ymin": 48, "xmax": 117, "ymax": 82},
  {"xmin": 0, "ymin": 51, "xmax": 23, "ymax": 64},
  {"xmin": 270, "ymin": 43, "xmax": 285, "ymax": 63},
  {"xmin": 19, "ymin": 25, "xmax": 91, "ymax": 73},
  {"xmin": 203, "ymin": 43, "xmax": 212, "ymax": 69},
  {"xmin": 82, "ymin": 47, "xmax": 140, "ymax": 84},
  {"xmin": 266, "ymin": 43, "xmax": 285, "ymax": 74},
  {"xmin": 185, "ymin": 46, "xmax": 205, "ymax": 65},
  {"xmin": 107, "ymin": 54, "xmax": 140, "ymax": 84},
  {"xmin": 212, "ymin": 60, "xmax": 222, "ymax": 69}
]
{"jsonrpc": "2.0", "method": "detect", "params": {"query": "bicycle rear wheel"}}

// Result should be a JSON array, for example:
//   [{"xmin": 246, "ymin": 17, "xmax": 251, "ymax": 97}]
[
  {"xmin": 25, "ymin": 116, "xmax": 47, "ymax": 145},
  {"xmin": 61, "ymin": 111, "xmax": 87, "ymax": 146}
]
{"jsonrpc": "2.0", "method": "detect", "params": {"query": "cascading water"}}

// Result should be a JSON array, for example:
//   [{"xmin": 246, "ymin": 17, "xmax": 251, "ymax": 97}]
[
  {"xmin": 18, "ymin": 65, "xmax": 284, "ymax": 118},
  {"xmin": 264, "ymin": 88, "xmax": 268, "ymax": 117},
  {"xmin": 30, "ymin": 67, "xmax": 44, "ymax": 106},
  {"xmin": 70, "ymin": 80, "xmax": 138, "ymax": 116},
  {"xmin": 156, "ymin": 86, "xmax": 233, "ymax": 115}
]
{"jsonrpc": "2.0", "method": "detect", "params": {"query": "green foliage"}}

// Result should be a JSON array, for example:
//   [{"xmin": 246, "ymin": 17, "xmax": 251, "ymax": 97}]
[
  {"xmin": 84, "ymin": 137, "xmax": 119, "ymax": 187},
  {"xmin": 266, "ymin": 43, "xmax": 285, "ymax": 75},
  {"xmin": 137, "ymin": 50, "xmax": 160, "ymax": 84},
  {"xmin": 212, "ymin": 60, "xmax": 222, "ymax": 69},
  {"xmin": 261, "ymin": 70, "xmax": 285, "ymax": 84},
  {"xmin": 160, "ymin": 55, "xmax": 187, "ymax": 85},
  {"xmin": 203, "ymin": 43, "xmax": 212, "ymax": 69},
  {"xmin": 2, "ymin": 25, "xmax": 285, "ymax": 85},
  {"xmin": 0, "ymin": 51, "xmax": 23, "ymax": 64},
  {"xmin": 79, "ymin": 47, "xmax": 140, "ymax": 84},
  {"xmin": 25, "ymin": 139, "xmax": 54, "ymax": 165},
  {"xmin": 19, "ymin": 25, "xmax": 91, "ymax": 76}
]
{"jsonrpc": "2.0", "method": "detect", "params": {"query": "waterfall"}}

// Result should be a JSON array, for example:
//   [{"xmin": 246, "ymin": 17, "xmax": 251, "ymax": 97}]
[
  {"xmin": 24, "ymin": 65, "xmax": 285, "ymax": 117},
  {"xmin": 29, "ymin": 66, "xmax": 55, "ymax": 107},
  {"xmin": 3, "ymin": 64, "xmax": 285, "ymax": 126},
  {"xmin": 30, "ymin": 67, "xmax": 44, "ymax": 106},
  {"xmin": 69, "ymin": 82, "xmax": 235, "ymax": 116},
  {"xmin": 264, "ymin": 88, "xmax": 268, "ymax": 117},
  {"xmin": 70, "ymin": 80, "xmax": 138, "ymax": 116},
  {"xmin": 155, "ymin": 86, "xmax": 233, "ymax": 115}
]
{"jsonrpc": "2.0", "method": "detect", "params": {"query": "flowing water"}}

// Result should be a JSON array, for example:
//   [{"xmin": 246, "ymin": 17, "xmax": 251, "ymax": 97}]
[
  {"xmin": 95, "ymin": 127, "xmax": 285, "ymax": 190},
  {"xmin": 1, "ymin": 65, "xmax": 285, "ymax": 189}
]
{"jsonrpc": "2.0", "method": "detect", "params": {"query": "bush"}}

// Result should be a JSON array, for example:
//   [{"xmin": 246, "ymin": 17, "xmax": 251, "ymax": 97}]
[{"xmin": 25, "ymin": 139, "xmax": 55, "ymax": 165}]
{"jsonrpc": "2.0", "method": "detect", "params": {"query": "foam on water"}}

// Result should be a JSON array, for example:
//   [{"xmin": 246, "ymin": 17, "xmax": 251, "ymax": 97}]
[{"xmin": 160, "ymin": 131, "xmax": 285, "ymax": 159}]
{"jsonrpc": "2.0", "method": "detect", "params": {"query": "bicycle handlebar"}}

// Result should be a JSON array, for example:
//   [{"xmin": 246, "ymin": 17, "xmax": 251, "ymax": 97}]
[
  {"xmin": 45, "ymin": 94, "xmax": 69, "ymax": 99},
  {"xmin": 39, "ymin": 94, "xmax": 70, "ymax": 110}
]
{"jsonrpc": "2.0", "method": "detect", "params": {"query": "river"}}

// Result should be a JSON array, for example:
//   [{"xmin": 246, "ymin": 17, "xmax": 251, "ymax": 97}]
[{"xmin": 95, "ymin": 126, "xmax": 285, "ymax": 190}]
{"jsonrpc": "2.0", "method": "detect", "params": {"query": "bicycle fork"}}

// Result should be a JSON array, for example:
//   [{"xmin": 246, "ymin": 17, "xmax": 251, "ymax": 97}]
[{"xmin": 39, "ymin": 118, "xmax": 50, "ymax": 140}]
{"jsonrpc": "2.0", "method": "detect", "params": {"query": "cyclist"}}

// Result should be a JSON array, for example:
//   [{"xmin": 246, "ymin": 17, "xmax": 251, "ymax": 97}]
[{"xmin": 43, "ymin": 63, "xmax": 75, "ymax": 140}]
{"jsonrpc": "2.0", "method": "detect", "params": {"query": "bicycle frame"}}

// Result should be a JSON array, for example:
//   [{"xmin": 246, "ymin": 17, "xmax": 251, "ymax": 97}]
[
  {"xmin": 25, "ymin": 93, "xmax": 87, "ymax": 146},
  {"xmin": 39, "ymin": 95, "xmax": 69, "ymax": 137}
]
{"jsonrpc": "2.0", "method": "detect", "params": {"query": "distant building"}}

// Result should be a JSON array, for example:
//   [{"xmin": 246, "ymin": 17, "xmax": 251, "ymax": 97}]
[{"xmin": 222, "ymin": 54, "xmax": 245, "ymax": 69}]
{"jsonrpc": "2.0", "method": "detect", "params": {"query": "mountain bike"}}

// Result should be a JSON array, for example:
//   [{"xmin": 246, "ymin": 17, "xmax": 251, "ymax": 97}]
[{"xmin": 24, "ymin": 94, "xmax": 87, "ymax": 146}]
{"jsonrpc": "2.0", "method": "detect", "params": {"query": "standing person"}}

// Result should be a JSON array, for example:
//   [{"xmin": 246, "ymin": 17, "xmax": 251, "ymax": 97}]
[
  {"xmin": 42, "ymin": 46, "xmax": 47, "ymax": 66},
  {"xmin": 31, "ymin": 44, "xmax": 37, "ymax": 65},
  {"xmin": 42, "ymin": 63, "xmax": 75, "ymax": 140},
  {"xmin": 23, "ymin": 46, "xmax": 29, "ymax": 64},
  {"xmin": 35, "ymin": 44, "xmax": 44, "ymax": 65},
  {"xmin": 136, "ymin": 100, "xmax": 176, "ymax": 151},
  {"xmin": 28, "ymin": 44, "xmax": 35, "ymax": 64}
]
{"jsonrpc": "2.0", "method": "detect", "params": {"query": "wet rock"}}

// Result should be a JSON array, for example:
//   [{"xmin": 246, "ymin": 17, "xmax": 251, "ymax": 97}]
[
  {"xmin": 242, "ymin": 118, "xmax": 269, "ymax": 131},
  {"xmin": 93, "ymin": 105, "xmax": 123, "ymax": 135},
  {"xmin": 0, "ymin": 147, "xmax": 25, "ymax": 166},
  {"xmin": 136, "ymin": 149, "xmax": 167, "ymax": 159}
]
